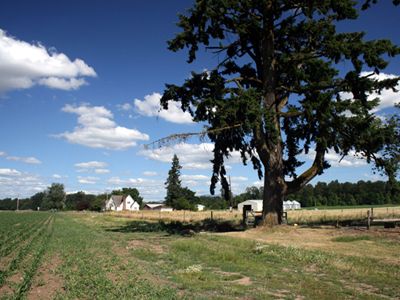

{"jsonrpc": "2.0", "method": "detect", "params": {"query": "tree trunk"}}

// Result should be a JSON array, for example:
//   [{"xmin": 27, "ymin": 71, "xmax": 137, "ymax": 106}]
[{"xmin": 261, "ymin": 150, "xmax": 286, "ymax": 226}]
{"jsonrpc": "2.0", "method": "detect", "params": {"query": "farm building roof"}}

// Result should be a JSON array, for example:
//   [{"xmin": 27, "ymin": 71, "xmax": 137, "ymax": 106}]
[{"xmin": 110, "ymin": 195, "xmax": 127, "ymax": 206}]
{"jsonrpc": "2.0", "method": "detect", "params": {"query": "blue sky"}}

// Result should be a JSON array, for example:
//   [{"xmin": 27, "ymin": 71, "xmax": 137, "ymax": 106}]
[{"xmin": 0, "ymin": 0, "xmax": 399, "ymax": 200}]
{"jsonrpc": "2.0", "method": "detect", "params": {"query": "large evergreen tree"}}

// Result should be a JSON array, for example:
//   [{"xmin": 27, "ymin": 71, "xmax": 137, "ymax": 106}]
[
  {"xmin": 161, "ymin": 0, "xmax": 400, "ymax": 225},
  {"xmin": 165, "ymin": 154, "xmax": 183, "ymax": 207}
]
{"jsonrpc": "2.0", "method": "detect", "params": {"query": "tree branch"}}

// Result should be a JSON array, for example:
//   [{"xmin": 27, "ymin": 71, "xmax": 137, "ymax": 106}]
[
  {"xmin": 144, "ymin": 124, "xmax": 242, "ymax": 149},
  {"xmin": 286, "ymin": 144, "xmax": 325, "ymax": 194}
]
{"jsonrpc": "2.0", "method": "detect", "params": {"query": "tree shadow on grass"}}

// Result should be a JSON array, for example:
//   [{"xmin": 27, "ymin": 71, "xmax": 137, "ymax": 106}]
[{"xmin": 106, "ymin": 218, "xmax": 245, "ymax": 236}]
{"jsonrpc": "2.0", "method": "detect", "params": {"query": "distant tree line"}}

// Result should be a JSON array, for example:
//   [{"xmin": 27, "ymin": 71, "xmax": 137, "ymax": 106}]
[
  {"xmin": 199, "ymin": 180, "xmax": 400, "ymax": 209},
  {"xmin": 287, "ymin": 180, "xmax": 400, "ymax": 207},
  {"xmin": 1, "ymin": 180, "xmax": 397, "ymax": 211},
  {"xmin": 0, "ymin": 183, "xmax": 143, "ymax": 211},
  {"xmin": 231, "ymin": 180, "xmax": 400, "ymax": 207}
]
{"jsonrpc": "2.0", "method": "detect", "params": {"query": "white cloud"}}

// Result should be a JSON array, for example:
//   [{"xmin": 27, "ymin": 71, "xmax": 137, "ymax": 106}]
[
  {"xmin": 117, "ymin": 103, "xmax": 133, "ymax": 111},
  {"xmin": 364, "ymin": 72, "xmax": 400, "ymax": 113},
  {"xmin": 134, "ymin": 92, "xmax": 194, "ymax": 124},
  {"xmin": 6, "ymin": 156, "xmax": 41, "ymax": 164},
  {"xmin": 231, "ymin": 176, "xmax": 248, "ymax": 182},
  {"xmin": 0, "ymin": 151, "xmax": 6, "ymax": 156},
  {"xmin": 340, "ymin": 72, "xmax": 400, "ymax": 113},
  {"xmin": 253, "ymin": 180, "xmax": 263, "ymax": 188},
  {"xmin": 181, "ymin": 174, "xmax": 209, "ymax": 187},
  {"xmin": 143, "ymin": 171, "xmax": 158, "ymax": 176},
  {"xmin": 0, "ymin": 29, "xmax": 96, "ymax": 93},
  {"xmin": 78, "ymin": 176, "xmax": 99, "ymax": 184},
  {"xmin": 304, "ymin": 149, "xmax": 367, "ymax": 167},
  {"xmin": 181, "ymin": 174, "xmax": 209, "ymax": 181},
  {"xmin": 38, "ymin": 77, "xmax": 87, "ymax": 90},
  {"xmin": 75, "ymin": 161, "xmax": 107, "ymax": 169},
  {"xmin": 0, "ymin": 168, "xmax": 21, "ymax": 176},
  {"xmin": 0, "ymin": 169, "xmax": 47, "ymax": 198},
  {"xmin": 57, "ymin": 104, "xmax": 149, "ymax": 150},
  {"xmin": 52, "ymin": 174, "xmax": 62, "ymax": 179},
  {"xmin": 139, "ymin": 142, "xmax": 242, "ymax": 170},
  {"xmin": 94, "ymin": 169, "xmax": 110, "ymax": 174}
]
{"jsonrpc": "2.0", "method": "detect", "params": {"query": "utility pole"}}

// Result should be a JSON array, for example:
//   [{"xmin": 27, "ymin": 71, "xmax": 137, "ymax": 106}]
[
  {"xmin": 229, "ymin": 176, "xmax": 233, "ymax": 212},
  {"xmin": 16, "ymin": 194, "xmax": 20, "ymax": 211}
]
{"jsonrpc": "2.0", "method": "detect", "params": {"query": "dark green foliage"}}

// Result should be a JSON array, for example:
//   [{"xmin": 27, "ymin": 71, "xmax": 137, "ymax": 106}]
[
  {"xmin": 162, "ymin": 0, "xmax": 400, "ymax": 222},
  {"xmin": 287, "ymin": 180, "xmax": 400, "ymax": 206},
  {"xmin": 164, "ymin": 155, "xmax": 199, "ymax": 210},
  {"xmin": 41, "ymin": 183, "xmax": 66, "ymax": 210},
  {"xmin": 165, "ymin": 154, "xmax": 183, "ymax": 207},
  {"xmin": 198, "ymin": 195, "xmax": 229, "ymax": 209}
]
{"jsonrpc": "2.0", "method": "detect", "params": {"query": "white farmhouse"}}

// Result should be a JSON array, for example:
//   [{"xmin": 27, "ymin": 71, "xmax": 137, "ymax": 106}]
[{"xmin": 105, "ymin": 195, "xmax": 140, "ymax": 211}]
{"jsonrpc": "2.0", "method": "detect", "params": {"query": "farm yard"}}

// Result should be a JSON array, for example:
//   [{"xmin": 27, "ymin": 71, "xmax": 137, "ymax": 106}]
[{"xmin": 0, "ymin": 209, "xmax": 399, "ymax": 299}]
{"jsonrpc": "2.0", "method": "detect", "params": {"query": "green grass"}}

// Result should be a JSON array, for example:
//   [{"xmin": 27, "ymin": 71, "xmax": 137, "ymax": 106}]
[
  {"xmin": 0, "ymin": 211, "xmax": 399, "ymax": 299},
  {"xmin": 333, "ymin": 235, "xmax": 372, "ymax": 242}
]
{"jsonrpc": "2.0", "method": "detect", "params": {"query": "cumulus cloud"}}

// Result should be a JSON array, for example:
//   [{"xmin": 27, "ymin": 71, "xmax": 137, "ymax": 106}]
[
  {"xmin": 340, "ymin": 72, "xmax": 400, "ymax": 113},
  {"xmin": 365, "ymin": 72, "xmax": 400, "ymax": 113},
  {"xmin": 143, "ymin": 171, "xmax": 158, "ymax": 177},
  {"xmin": 57, "ymin": 104, "xmax": 149, "ymax": 150},
  {"xmin": 117, "ymin": 103, "xmax": 133, "ymax": 111},
  {"xmin": 6, "ymin": 156, "xmax": 41, "ymax": 164},
  {"xmin": 94, "ymin": 169, "xmax": 110, "ymax": 174},
  {"xmin": 134, "ymin": 93, "xmax": 194, "ymax": 124},
  {"xmin": 75, "ymin": 161, "xmax": 107, "ymax": 169},
  {"xmin": 0, "ymin": 29, "xmax": 96, "ymax": 93},
  {"xmin": 181, "ymin": 174, "xmax": 209, "ymax": 186},
  {"xmin": 304, "ymin": 149, "xmax": 367, "ymax": 167},
  {"xmin": 0, "ymin": 151, "xmax": 6, "ymax": 156},
  {"xmin": 78, "ymin": 176, "xmax": 99, "ymax": 184},
  {"xmin": 0, "ymin": 168, "xmax": 21, "ymax": 176},
  {"xmin": 0, "ymin": 169, "xmax": 47, "ymax": 198},
  {"xmin": 139, "ymin": 142, "xmax": 242, "ymax": 170}
]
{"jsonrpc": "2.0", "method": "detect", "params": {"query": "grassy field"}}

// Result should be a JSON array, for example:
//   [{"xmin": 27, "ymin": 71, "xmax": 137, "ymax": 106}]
[{"xmin": 0, "ymin": 211, "xmax": 399, "ymax": 299}]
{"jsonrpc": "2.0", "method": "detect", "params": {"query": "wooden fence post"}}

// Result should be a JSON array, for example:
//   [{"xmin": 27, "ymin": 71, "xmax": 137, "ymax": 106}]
[
  {"xmin": 367, "ymin": 210, "xmax": 371, "ymax": 230},
  {"xmin": 211, "ymin": 211, "xmax": 213, "ymax": 220}
]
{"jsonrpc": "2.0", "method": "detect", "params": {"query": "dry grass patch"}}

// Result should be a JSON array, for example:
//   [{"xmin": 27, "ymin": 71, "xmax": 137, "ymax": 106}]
[
  {"xmin": 125, "ymin": 239, "xmax": 166, "ymax": 254},
  {"xmin": 221, "ymin": 225, "xmax": 400, "ymax": 265}
]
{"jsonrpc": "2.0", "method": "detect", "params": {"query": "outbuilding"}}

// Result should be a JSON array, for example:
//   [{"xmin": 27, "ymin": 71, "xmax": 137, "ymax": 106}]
[
  {"xmin": 143, "ymin": 203, "xmax": 173, "ymax": 212},
  {"xmin": 196, "ymin": 204, "xmax": 205, "ymax": 211},
  {"xmin": 237, "ymin": 200, "xmax": 263, "ymax": 213},
  {"xmin": 237, "ymin": 199, "xmax": 301, "ymax": 213}
]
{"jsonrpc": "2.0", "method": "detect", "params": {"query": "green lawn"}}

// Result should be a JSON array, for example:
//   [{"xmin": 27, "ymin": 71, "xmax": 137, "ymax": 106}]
[{"xmin": 0, "ymin": 211, "xmax": 399, "ymax": 299}]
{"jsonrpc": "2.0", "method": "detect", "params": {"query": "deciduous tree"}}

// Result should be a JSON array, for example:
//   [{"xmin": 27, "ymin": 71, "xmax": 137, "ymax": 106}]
[{"xmin": 42, "ymin": 183, "xmax": 66, "ymax": 210}]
